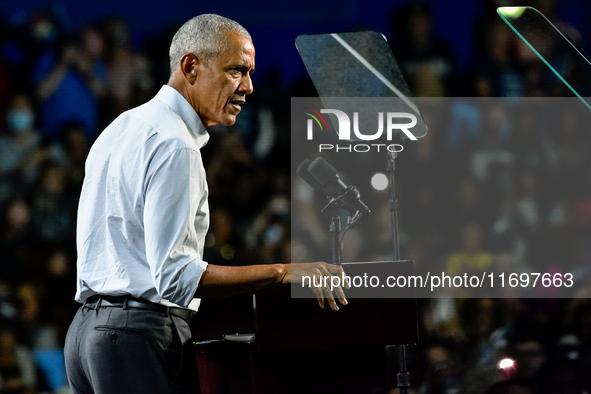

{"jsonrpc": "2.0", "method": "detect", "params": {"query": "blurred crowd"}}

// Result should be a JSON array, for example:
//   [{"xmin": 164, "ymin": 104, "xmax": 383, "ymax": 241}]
[
  {"xmin": 296, "ymin": 1, "xmax": 591, "ymax": 393},
  {"xmin": 0, "ymin": 0, "xmax": 590, "ymax": 393},
  {"xmin": 394, "ymin": 3, "xmax": 591, "ymax": 393}
]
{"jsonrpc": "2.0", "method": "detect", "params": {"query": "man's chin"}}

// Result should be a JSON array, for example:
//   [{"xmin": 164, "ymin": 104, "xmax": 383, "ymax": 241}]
[
  {"xmin": 220, "ymin": 116, "xmax": 236, "ymax": 126},
  {"xmin": 220, "ymin": 115, "xmax": 237, "ymax": 127}
]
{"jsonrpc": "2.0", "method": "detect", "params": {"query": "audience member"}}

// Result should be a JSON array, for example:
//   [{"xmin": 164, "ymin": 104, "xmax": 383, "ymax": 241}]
[{"xmin": 33, "ymin": 24, "xmax": 106, "ymax": 141}]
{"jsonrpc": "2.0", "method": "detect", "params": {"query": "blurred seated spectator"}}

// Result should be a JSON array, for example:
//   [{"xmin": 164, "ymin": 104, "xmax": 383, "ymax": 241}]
[
  {"xmin": 421, "ymin": 298, "xmax": 465, "ymax": 344},
  {"xmin": 0, "ymin": 199, "xmax": 33, "ymax": 285},
  {"xmin": 489, "ymin": 170, "xmax": 541, "ymax": 259},
  {"xmin": 502, "ymin": 330, "xmax": 549, "ymax": 390},
  {"xmin": 102, "ymin": 17, "xmax": 154, "ymax": 123},
  {"xmin": 33, "ymin": 24, "xmax": 106, "ymax": 142},
  {"xmin": 446, "ymin": 100, "xmax": 482, "ymax": 151},
  {"xmin": 0, "ymin": 94, "xmax": 40, "ymax": 178},
  {"xmin": 40, "ymin": 248, "xmax": 78, "ymax": 331},
  {"xmin": 58, "ymin": 121, "xmax": 89, "ymax": 196},
  {"xmin": 469, "ymin": 105, "xmax": 513, "ymax": 182},
  {"xmin": 565, "ymin": 300, "xmax": 591, "ymax": 389},
  {"xmin": 469, "ymin": 17, "xmax": 524, "ymax": 97},
  {"xmin": 547, "ymin": 107, "xmax": 590, "ymax": 199},
  {"xmin": 15, "ymin": 284, "xmax": 45, "ymax": 350},
  {"xmin": 0, "ymin": 324, "xmax": 47, "ymax": 392},
  {"xmin": 445, "ymin": 223, "xmax": 495, "ymax": 277},
  {"xmin": 205, "ymin": 130, "xmax": 265, "ymax": 223},
  {"xmin": 0, "ymin": 93, "xmax": 67, "ymax": 190},
  {"xmin": 417, "ymin": 343, "xmax": 463, "ymax": 393},
  {"xmin": 244, "ymin": 194, "xmax": 291, "ymax": 265},
  {"xmin": 0, "ymin": 284, "xmax": 18, "ymax": 324},
  {"xmin": 389, "ymin": 4, "xmax": 457, "ymax": 96},
  {"xmin": 460, "ymin": 299, "xmax": 503, "ymax": 393},
  {"xmin": 509, "ymin": 102, "xmax": 551, "ymax": 173},
  {"xmin": 29, "ymin": 161, "xmax": 77, "ymax": 244},
  {"xmin": 444, "ymin": 176, "xmax": 495, "ymax": 244},
  {"xmin": 203, "ymin": 208, "xmax": 238, "ymax": 266}
]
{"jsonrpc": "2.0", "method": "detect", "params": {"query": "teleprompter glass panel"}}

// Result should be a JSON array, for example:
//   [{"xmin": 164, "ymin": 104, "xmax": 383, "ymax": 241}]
[
  {"xmin": 498, "ymin": 6, "xmax": 591, "ymax": 111},
  {"xmin": 296, "ymin": 31, "xmax": 427, "ymax": 140}
]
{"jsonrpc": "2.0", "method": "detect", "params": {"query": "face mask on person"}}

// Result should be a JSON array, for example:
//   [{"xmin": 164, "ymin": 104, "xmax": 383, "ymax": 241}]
[{"xmin": 7, "ymin": 109, "xmax": 35, "ymax": 132}]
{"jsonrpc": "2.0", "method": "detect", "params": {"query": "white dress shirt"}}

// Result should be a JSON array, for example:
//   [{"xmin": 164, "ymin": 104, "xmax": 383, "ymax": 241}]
[{"xmin": 75, "ymin": 85, "xmax": 210, "ymax": 309}]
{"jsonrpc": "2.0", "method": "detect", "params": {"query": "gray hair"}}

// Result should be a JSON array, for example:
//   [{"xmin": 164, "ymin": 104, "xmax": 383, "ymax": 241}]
[{"xmin": 169, "ymin": 14, "xmax": 251, "ymax": 73}]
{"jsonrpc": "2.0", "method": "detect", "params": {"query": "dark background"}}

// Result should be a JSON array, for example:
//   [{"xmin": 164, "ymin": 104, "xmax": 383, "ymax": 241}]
[{"xmin": 2, "ymin": 0, "xmax": 590, "ymax": 86}]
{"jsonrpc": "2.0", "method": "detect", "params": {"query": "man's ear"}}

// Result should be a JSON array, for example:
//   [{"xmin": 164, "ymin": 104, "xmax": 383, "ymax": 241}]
[{"xmin": 179, "ymin": 53, "xmax": 200, "ymax": 83}]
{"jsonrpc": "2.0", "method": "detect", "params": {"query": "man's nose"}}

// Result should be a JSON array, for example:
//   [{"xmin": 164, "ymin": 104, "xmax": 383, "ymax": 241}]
[{"xmin": 240, "ymin": 74, "xmax": 253, "ymax": 95}]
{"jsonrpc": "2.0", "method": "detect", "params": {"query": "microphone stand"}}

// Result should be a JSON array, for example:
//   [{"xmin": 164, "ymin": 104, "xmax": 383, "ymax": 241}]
[
  {"xmin": 385, "ymin": 147, "xmax": 410, "ymax": 394},
  {"xmin": 330, "ymin": 215, "xmax": 342, "ymax": 265},
  {"xmin": 321, "ymin": 198, "xmax": 343, "ymax": 265}
]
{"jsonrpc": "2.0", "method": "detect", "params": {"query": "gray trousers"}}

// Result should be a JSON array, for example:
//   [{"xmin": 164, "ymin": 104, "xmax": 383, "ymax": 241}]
[{"xmin": 65, "ymin": 302, "xmax": 200, "ymax": 394}]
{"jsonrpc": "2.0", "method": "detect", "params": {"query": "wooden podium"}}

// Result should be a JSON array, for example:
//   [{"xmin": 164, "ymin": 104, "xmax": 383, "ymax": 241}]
[{"xmin": 192, "ymin": 261, "xmax": 418, "ymax": 394}]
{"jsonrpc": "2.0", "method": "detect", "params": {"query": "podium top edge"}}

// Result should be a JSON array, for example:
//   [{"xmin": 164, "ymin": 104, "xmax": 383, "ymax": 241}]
[{"xmin": 340, "ymin": 260, "xmax": 412, "ymax": 266}]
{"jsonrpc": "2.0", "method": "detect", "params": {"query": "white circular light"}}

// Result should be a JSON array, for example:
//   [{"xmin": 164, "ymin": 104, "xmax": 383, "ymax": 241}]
[
  {"xmin": 371, "ymin": 173, "xmax": 389, "ymax": 191},
  {"xmin": 497, "ymin": 358, "xmax": 515, "ymax": 370}
]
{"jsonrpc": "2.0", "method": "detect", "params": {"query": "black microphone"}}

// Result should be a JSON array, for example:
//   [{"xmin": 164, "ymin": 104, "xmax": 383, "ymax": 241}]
[
  {"xmin": 296, "ymin": 159, "xmax": 337, "ymax": 198},
  {"xmin": 307, "ymin": 157, "xmax": 371, "ymax": 228}
]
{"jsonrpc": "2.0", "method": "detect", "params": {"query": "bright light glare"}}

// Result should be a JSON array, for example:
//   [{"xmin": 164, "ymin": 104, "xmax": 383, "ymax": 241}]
[
  {"xmin": 497, "ymin": 358, "xmax": 515, "ymax": 370},
  {"xmin": 371, "ymin": 173, "xmax": 388, "ymax": 191},
  {"xmin": 498, "ymin": 6, "xmax": 527, "ymax": 19}
]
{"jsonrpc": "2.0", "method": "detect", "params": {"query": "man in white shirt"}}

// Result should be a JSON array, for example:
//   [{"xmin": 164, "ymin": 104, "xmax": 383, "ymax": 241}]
[{"xmin": 64, "ymin": 14, "xmax": 347, "ymax": 394}]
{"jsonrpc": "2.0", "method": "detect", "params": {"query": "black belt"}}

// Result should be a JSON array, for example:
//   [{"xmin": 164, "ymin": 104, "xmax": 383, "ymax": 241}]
[{"xmin": 84, "ymin": 295, "xmax": 194, "ymax": 324}]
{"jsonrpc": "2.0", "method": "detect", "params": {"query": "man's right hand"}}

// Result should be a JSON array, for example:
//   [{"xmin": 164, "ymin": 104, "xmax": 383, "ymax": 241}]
[
  {"xmin": 195, "ymin": 262, "xmax": 349, "ymax": 311},
  {"xmin": 281, "ymin": 262, "xmax": 349, "ymax": 311}
]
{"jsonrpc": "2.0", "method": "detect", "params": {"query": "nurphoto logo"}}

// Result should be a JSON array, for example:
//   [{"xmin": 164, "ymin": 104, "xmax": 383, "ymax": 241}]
[{"xmin": 304, "ymin": 108, "xmax": 417, "ymax": 153}]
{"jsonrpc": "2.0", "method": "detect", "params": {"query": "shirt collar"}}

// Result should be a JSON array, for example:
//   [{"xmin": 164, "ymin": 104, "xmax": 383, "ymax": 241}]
[{"xmin": 153, "ymin": 85, "xmax": 210, "ymax": 149}]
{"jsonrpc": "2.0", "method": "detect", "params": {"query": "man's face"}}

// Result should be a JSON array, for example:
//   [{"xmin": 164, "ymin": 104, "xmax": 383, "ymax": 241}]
[{"xmin": 191, "ymin": 32, "xmax": 255, "ymax": 127}]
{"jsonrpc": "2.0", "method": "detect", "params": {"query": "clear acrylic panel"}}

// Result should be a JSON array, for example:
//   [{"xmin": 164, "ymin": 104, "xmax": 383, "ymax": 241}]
[
  {"xmin": 498, "ymin": 6, "xmax": 591, "ymax": 110},
  {"xmin": 295, "ymin": 31, "xmax": 427, "ymax": 139}
]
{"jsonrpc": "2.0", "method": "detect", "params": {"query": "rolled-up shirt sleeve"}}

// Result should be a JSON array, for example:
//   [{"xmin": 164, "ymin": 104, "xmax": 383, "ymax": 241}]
[{"xmin": 143, "ymin": 147, "xmax": 208, "ymax": 307}]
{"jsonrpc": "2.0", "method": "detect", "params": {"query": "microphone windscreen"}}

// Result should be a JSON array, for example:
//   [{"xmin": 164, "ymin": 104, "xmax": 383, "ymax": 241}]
[
  {"xmin": 296, "ymin": 159, "xmax": 322, "ymax": 188},
  {"xmin": 308, "ymin": 157, "xmax": 338, "ymax": 186},
  {"xmin": 296, "ymin": 159, "xmax": 311, "ymax": 176}
]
